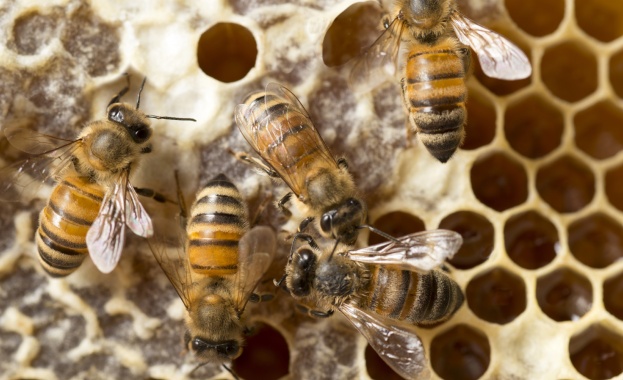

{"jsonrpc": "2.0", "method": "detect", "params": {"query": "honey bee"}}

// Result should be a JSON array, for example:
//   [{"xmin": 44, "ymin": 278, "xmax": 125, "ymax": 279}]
[
  {"xmin": 150, "ymin": 174, "xmax": 276, "ymax": 372},
  {"xmin": 351, "ymin": 0, "xmax": 532, "ymax": 163},
  {"xmin": 0, "ymin": 76, "xmax": 195, "ymax": 276},
  {"xmin": 284, "ymin": 227, "xmax": 464, "ymax": 379},
  {"xmin": 235, "ymin": 83, "xmax": 366, "ymax": 246}
]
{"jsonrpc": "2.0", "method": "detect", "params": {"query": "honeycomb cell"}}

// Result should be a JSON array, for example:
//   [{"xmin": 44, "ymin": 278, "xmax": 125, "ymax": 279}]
[
  {"xmin": 574, "ymin": 101, "xmax": 623, "ymax": 160},
  {"xmin": 12, "ymin": 10, "xmax": 59, "ymax": 55},
  {"xmin": 365, "ymin": 344, "xmax": 402, "ymax": 380},
  {"xmin": 606, "ymin": 164, "xmax": 623, "ymax": 212},
  {"xmin": 322, "ymin": 1, "xmax": 383, "ymax": 67},
  {"xmin": 466, "ymin": 267, "xmax": 527, "ymax": 324},
  {"xmin": 232, "ymin": 323, "xmax": 290, "ymax": 380},
  {"xmin": 504, "ymin": 0, "xmax": 564, "ymax": 37},
  {"xmin": 575, "ymin": 0, "xmax": 623, "ymax": 42},
  {"xmin": 611, "ymin": 49, "xmax": 623, "ymax": 99},
  {"xmin": 470, "ymin": 152, "xmax": 528, "ymax": 212},
  {"xmin": 541, "ymin": 41, "xmax": 598, "ymax": 102},
  {"xmin": 568, "ymin": 213, "xmax": 623, "ymax": 269},
  {"xmin": 462, "ymin": 88, "xmax": 496, "ymax": 150},
  {"xmin": 536, "ymin": 268, "xmax": 592, "ymax": 322},
  {"xmin": 569, "ymin": 324, "xmax": 623, "ymax": 380},
  {"xmin": 197, "ymin": 23, "xmax": 257, "ymax": 83},
  {"xmin": 603, "ymin": 272, "xmax": 623, "ymax": 320},
  {"xmin": 368, "ymin": 211, "xmax": 425, "ymax": 246},
  {"xmin": 504, "ymin": 94, "xmax": 564, "ymax": 159},
  {"xmin": 536, "ymin": 155, "xmax": 595, "ymax": 213},
  {"xmin": 430, "ymin": 324, "xmax": 491, "ymax": 380},
  {"xmin": 504, "ymin": 210, "xmax": 559, "ymax": 269},
  {"xmin": 438, "ymin": 211, "xmax": 494, "ymax": 269}
]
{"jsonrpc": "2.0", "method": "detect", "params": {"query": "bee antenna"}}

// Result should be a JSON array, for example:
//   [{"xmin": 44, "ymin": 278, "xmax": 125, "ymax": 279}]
[
  {"xmin": 145, "ymin": 114, "xmax": 197, "ymax": 122},
  {"xmin": 327, "ymin": 238, "xmax": 340, "ymax": 261},
  {"xmin": 223, "ymin": 364, "xmax": 240, "ymax": 380},
  {"xmin": 136, "ymin": 76, "xmax": 147, "ymax": 110},
  {"xmin": 108, "ymin": 74, "xmax": 131, "ymax": 107},
  {"xmin": 189, "ymin": 361, "xmax": 209, "ymax": 376},
  {"xmin": 360, "ymin": 224, "xmax": 401, "ymax": 244}
]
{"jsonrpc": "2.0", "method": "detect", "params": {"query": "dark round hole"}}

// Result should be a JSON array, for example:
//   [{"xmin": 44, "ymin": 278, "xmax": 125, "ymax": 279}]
[
  {"xmin": 536, "ymin": 155, "xmax": 595, "ymax": 213},
  {"xmin": 536, "ymin": 268, "xmax": 592, "ymax": 322},
  {"xmin": 368, "ymin": 211, "xmax": 425, "ymax": 246},
  {"xmin": 466, "ymin": 267, "xmax": 527, "ymax": 324},
  {"xmin": 365, "ymin": 344, "xmax": 403, "ymax": 380},
  {"xmin": 569, "ymin": 324, "xmax": 623, "ymax": 380},
  {"xmin": 430, "ymin": 324, "xmax": 491, "ymax": 380},
  {"xmin": 575, "ymin": 0, "xmax": 623, "ymax": 42},
  {"xmin": 439, "ymin": 211, "xmax": 494, "ymax": 269},
  {"xmin": 462, "ymin": 88, "xmax": 496, "ymax": 150},
  {"xmin": 574, "ymin": 100, "xmax": 623, "ymax": 160},
  {"xmin": 232, "ymin": 322, "xmax": 289, "ymax": 380},
  {"xmin": 568, "ymin": 213, "xmax": 623, "ymax": 269},
  {"xmin": 504, "ymin": 210, "xmax": 559, "ymax": 270},
  {"xmin": 541, "ymin": 41, "xmax": 598, "ymax": 102},
  {"xmin": 505, "ymin": 0, "xmax": 565, "ymax": 37},
  {"xmin": 604, "ymin": 272, "xmax": 623, "ymax": 320}
]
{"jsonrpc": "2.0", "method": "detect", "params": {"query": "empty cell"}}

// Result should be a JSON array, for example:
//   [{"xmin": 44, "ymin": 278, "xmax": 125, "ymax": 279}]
[
  {"xmin": 470, "ymin": 152, "xmax": 528, "ymax": 212},
  {"xmin": 466, "ymin": 267, "xmax": 527, "ymax": 324},
  {"xmin": 232, "ymin": 323, "xmax": 289, "ymax": 380},
  {"xmin": 368, "ymin": 211, "xmax": 425, "ymax": 246},
  {"xmin": 536, "ymin": 268, "xmax": 592, "ymax": 322},
  {"xmin": 604, "ymin": 272, "xmax": 623, "ymax": 320},
  {"xmin": 462, "ymin": 88, "xmax": 496, "ymax": 151},
  {"xmin": 606, "ymin": 164, "xmax": 623, "ymax": 212},
  {"xmin": 439, "ymin": 211, "xmax": 494, "ymax": 269},
  {"xmin": 610, "ymin": 49, "xmax": 623, "ymax": 99},
  {"xmin": 536, "ymin": 155, "xmax": 595, "ymax": 213},
  {"xmin": 504, "ymin": 94, "xmax": 564, "ymax": 159},
  {"xmin": 541, "ymin": 41, "xmax": 598, "ymax": 103},
  {"xmin": 569, "ymin": 324, "xmax": 623, "ymax": 380},
  {"xmin": 365, "ymin": 344, "xmax": 402, "ymax": 380},
  {"xmin": 322, "ymin": 1, "xmax": 383, "ymax": 68},
  {"xmin": 12, "ymin": 10, "xmax": 59, "ymax": 55},
  {"xmin": 575, "ymin": 0, "xmax": 623, "ymax": 42},
  {"xmin": 504, "ymin": 210, "xmax": 559, "ymax": 270},
  {"xmin": 430, "ymin": 324, "xmax": 491, "ymax": 380},
  {"xmin": 568, "ymin": 213, "xmax": 623, "ymax": 269},
  {"xmin": 197, "ymin": 23, "xmax": 257, "ymax": 83},
  {"xmin": 574, "ymin": 101, "xmax": 623, "ymax": 160},
  {"xmin": 505, "ymin": 0, "xmax": 564, "ymax": 37}
]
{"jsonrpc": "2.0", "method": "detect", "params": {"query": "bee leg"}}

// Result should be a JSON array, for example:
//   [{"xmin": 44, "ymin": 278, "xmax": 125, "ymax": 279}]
[
  {"xmin": 458, "ymin": 45, "xmax": 472, "ymax": 75},
  {"xmin": 248, "ymin": 291, "xmax": 275, "ymax": 303},
  {"xmin": 289, "ymin": 233, "xmax": 319, "ymax": 260},
  {"xmin": 295, "ymin": 304, "xmax": 333, "ymax": 318},
  {"xmin": 229, "ymin": 149, "xmax": 280, "ymax": 178},
  {"xmin": 222, "ymin": 364, "xmax": 240, "ymax": 380},
  {"xmin": 277, "ymin": 192, "xmax": 293, "ymax": 217},
  {"xmin": 133, "ymin": 187, "xmax": 174, "ymax": 204},
  {"xmin": 336, "ymin": 157, "xmax": 349, "ymax": 170},
  {"xmin": 297, "ymin": 216, "xmax": 315, "ymax": 233},
  {"xmin": 274, "ymin": 273, "xmax": 288, "ymax": 288},
  {"xmin": 250, "ymin": 193, "xmax": 273, "ymax": 227}
]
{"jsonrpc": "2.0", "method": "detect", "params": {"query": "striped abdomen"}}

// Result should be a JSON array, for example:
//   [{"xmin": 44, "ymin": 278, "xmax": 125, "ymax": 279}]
[
  {"xmin": 355, "ymin": 267, "xmax": 464, "ymax": 325},
  {"xmin": 186, "ymin": 174, "xmax": 248, "ymax": 276},
  {"xmin": 37, "ymin": 176, "xmax": 104, "ymax": 277},
  {"xmin": 404, "ymin": 39, "xmax": 467, "ymax": 163}
]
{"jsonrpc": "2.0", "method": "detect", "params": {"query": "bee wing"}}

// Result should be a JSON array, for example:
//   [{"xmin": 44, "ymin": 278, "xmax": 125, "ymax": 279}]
[
  {"xmin": 232, "ymin": 226, "xmax": 277, "ymax": 313},
  {"xmin": 347, "ymin": 230, "xmax": 463, "ymax": 272},
  {"xmin": 124, "ymin": 184, "xmax": 154, "ymax": 238},
  {"xmin": 4, "ymin": 123, "xmax": 78, "ymax": 155},
  {"xmin": 348, "ymin": 16, "xmax": 406, "ymax": 93},
  {"xmin": 450, "ymin": 12, "xmax": 531, "ymax": 80},
  {"xmin": 340, "ymin": 303, "xmax": 431, "ymax": 380}
]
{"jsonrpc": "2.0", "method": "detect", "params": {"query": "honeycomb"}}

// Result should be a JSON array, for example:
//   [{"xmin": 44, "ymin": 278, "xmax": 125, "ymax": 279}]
[{"xmin": 1, "ymin": 0, "xmax": 623, "ymax": 379}]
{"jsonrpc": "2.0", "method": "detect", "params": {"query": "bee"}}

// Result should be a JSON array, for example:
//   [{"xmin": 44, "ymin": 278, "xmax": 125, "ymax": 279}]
[
  {"xmin": 150, "ymin": 174, "xmax": 277, "ymax": 373},
  {"xmin": 235, "ymin": 83, "xmax": 366, "ymax": 246},
  {"xmin": 284, "ymin": 227, "xmax": 464, "ymax": 379},
  {"xmin": 0, "ymin": 76, "xmax": 195, "ymax": 276},
  {"xmin": 351, "ymin": 0, "xmax": 532, "ymax": 163}
]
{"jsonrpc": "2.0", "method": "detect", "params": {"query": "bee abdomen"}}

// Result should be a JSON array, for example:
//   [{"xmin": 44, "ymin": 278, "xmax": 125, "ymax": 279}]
[
  {"xmin": 187, "ymin": 174, "xmax": 248, "ymax": 276},
  {"xmin": 37, "ymin": 177, "xmax": 103, "ymax": 277}
]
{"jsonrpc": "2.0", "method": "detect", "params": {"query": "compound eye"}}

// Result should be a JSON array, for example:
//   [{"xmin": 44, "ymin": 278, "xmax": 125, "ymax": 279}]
[
  {"xmin": 320, "ymin": 213, "xmax": 333, "ymax": 233},
  {"xmin": 131, "ymin": 124, "xmax": 152, "ymax": 143},
  {"xmin": 108, "ymin": 105, "xmax": 124, "ymax": 123},
  {"xmin": 346, "ymin": 198, "xmax": 360, "ymax": 208},
  {"xmin": 217, "ymin": 342, "xmax": 239, "ymax": 358},
  {"xmin": 298, "ymin": 249, "xmax": 316, "ymax": 270},
  {"xmin": 191, "ymin": 338, "xmax": 208, "ymax": 354}
]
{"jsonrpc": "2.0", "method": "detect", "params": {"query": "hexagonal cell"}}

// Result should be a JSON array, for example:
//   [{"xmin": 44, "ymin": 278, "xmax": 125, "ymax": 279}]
[
  {"xmin": 603, "ymin": 272, "xmax": 623, "ymax": 320},
  {"xmin": 439, "ymin": 211, "xmax": 494, "ymax": 269},
  {"xmin": 536, "ymin": 155, "xmax": 595, "ymax": 213},
  {"xmin": 610, "ymin": 49, "xmax": 623, "ymax": 99},
  {"xmin": 11, "ymin": 9, "xmax": 60, "ymax": 55},
  {"xmin": 574, "ymin": 101, "xmax": 623, "ymax": 160},
  {"xmin": 569, "ymin": 324, "xmax": 623, "ymax": 380},
  {"xmin": 322, "ymin": 1, "xmax": 383, "ymax": 67},
  {"xmin": 462, "ymin": 88, "xmax": 496, "ymax": 150},
  {"xmin": 232, "ymin": 323, "xmax": 289, "ymax": 379},
  {"xmin": 505, "ymin": 0, "xmax": 564, "ymax": 37},
  {"xmin": 606, "ymin": 164, "xmax": 623, "ymax": 212},
  {"xmin": 197, "ymin": 23, "xmax": 257, "ymax": 83},
  {"xmin": 536, "ymin": 268, "xmax": 592, "ymax": 322},
  {"xmin": 575, "ymin": 0, "xmax": 623, "ymax": 42},
  {"xmin": 568, "ymin": 213, "xmax": 623, "ymax": 269},
  {"xmin": 466, "ymin": 267, "xmax": 527, "ymax": 324},
  {"xmin": 504, "ymin": 94, "xmax": 564, "ymax": 159},
  {"xmin": 365, "ymin": 344, "xmax": 402, "ymax": 380},
  {"xmin": 541, "ymin": 41, "xmax": 598, "ymax": 102},
  {"xmin": 368, "ymin": 211, "xmax": 425, "ymax": 246},
  {"xmin": 504, "ymin": 210, "xmax": 559, "ymax": 269},
  {"xmin": 470, "ymin": 151, "xmax": 529, "ymax": 212},
  {"xmin": 430, "ymin": 324, "xmax": 491, "ymax": 380}
]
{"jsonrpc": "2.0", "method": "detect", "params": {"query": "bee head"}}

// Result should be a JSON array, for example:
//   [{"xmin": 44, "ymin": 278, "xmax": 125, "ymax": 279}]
[
  {"xmin": 319, "ymin": 198, "xmax": 366, "ymax": 246},
  {"xmin": 107, "ymin": 103, "xmax": 153, "ymax": 144}
]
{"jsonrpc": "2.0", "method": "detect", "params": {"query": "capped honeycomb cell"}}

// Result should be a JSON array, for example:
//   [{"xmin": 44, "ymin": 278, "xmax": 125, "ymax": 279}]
[
  {"xmin": 504, "ymin": 210, "xmax": 559, "ymax": 269},
  {"xmin": 504, "ymin": 0, "xmax": 564, "ymax": 37},
  {"xmin": 575, "ymin": 0, "xmax": 623, "ymax": 42},
  {"xmin": 232, "ymin": 323, "xmax": 290, "ymax": 380},
  {"xmin": 574, "ymin": 101, "xmax": 623, "ymax": 160},
  {"xmin": 368, "ymin": 211, "xmax": 425, "ymax": 245},
  {"xmin": 569, "ymin": 324, "xmax": 623, "ymax": 380},
  {"xmin": 197, "ymin": 23, "xmax": 257, "ymax": 83},
  {"xmin": 470, "ymin": 151, "xmax": 529, "ymax": 212},
  {"xmin": 439, "ymin": 211, "xmax": 494, "ymax": 269},
  {"xmin": 541, "ymin": 41, "xmax": 598, "ymax": 103},
  {"xmin": 466, "ymin": 267, "xmax": 526, "ymax": 324},
  {"xmin": 536, "ymin": 155, "xmax": 595, "ymax": 213},
  {"xmin": 536, "ymin": 268, "xmax": 592, "ymax": 322},
  {"xmin": 430, "ymin": 324, "xmax": 491, "ymax": 380},
  {"xmin": 568, "ymin": 213, "xmax": 623, "ymax": 269},
  {"xmin": 462, "ymin": 88, "xmax": 496, "ymax": 151},
  {"xmin": 603, "ymin": 272, "xmax": 623, "ymax": 320},
  {"xmin": 606, "ymin": 164, "xmax": 623, "ymax": 212},
  {"xmin": 11, "ymin": 10, "xmax": 60, "ymax": 55},
  {"xmin": 610, "ymin": 49, "xmax": 623, "ymax": 99},
  {"xmin": 504, "ymin": 94, "xmax": 564, "ymax": 159},
  {"xmin": 365, "ymin": 344, "xmax": 402, "ymax": 380}
]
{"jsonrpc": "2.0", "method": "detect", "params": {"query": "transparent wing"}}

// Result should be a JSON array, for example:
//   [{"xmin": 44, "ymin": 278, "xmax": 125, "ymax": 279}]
[
  {"xmin": 232, "ymin": 225, "xmax": 277, "ymax": 313},
  {"xmin": 4, "ymin": 123, "xmax": 78, "ymax": 155},
  {"xmin": 340, "ymin": 303, "xmax": 431, "ymax": 380},
  {"xmin": 348, "ymin": 230, "xmax": 463, "ymax": 272},
  {"xmin": 349, "ymin": 16, "xmax": 406, "ymax": 93},
  {"xmin": 124, "ymin": 184, "xmax": 154, "ymax": 238},
  {"xmin": 451, "ymin": 12, "xmax": 531, "ymax": 80}
]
